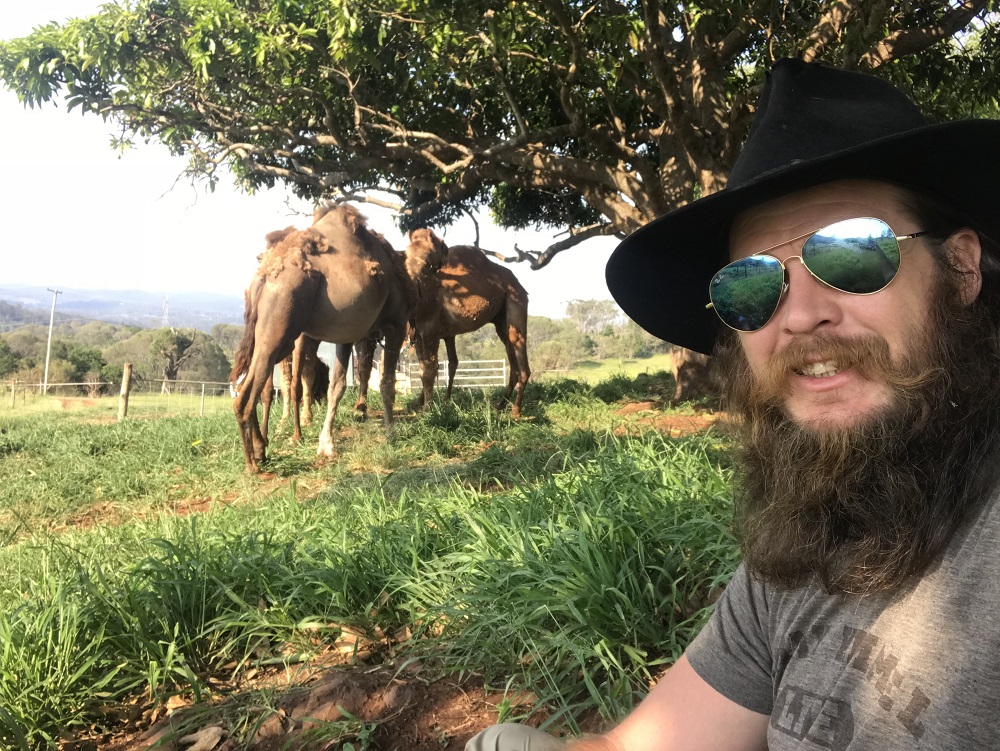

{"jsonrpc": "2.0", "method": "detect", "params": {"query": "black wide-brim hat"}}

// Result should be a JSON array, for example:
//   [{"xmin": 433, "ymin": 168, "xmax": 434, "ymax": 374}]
[{"xmin": 606, "ymin": 57, "xmax": 1000, "ymax": 355}]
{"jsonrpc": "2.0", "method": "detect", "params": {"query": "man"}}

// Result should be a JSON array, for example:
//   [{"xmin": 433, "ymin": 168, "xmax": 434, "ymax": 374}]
[{"xmin": 468, "ymin": 58, "xmax": 1000, "ymax": 750}]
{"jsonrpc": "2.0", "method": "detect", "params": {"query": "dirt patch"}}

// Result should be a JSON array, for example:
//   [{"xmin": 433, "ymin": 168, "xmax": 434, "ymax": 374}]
[
  {"xmin": 613, "ymin": 402, "xmax": 725, "ymax": 438},
  {"xmin": 57, "ymin": 397, "xmax": 100, "ymax": 410},
  {"xmin": 103, "ymin": 662, "xmax": 582, "ymax": 751},
  {"xmin": 647, "ymin": 411, "xmax": 723, "ymax": 437},
  {"xmin": 62, "ymin": 474, "xmax": 314, "ymax": 532}
]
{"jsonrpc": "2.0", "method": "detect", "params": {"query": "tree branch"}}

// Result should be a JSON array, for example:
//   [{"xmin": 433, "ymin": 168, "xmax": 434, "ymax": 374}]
[
  {"xmin": 482, "ymin": 223, "xmax": 620, "ymax": 269},
  {"xmin": 716, "ymin": 0, "xmax": 772, "ymax": 61},
  {"xmin": 858, "ymin": 0, "xmax": 989, "ymax": 68},
  {"xmin": 801, "ymin": 1, "xmax": 863, "ymax": 62},
  {"xmin": 477, "ymin": 27, "xmax": 530, "ymax": 136}
]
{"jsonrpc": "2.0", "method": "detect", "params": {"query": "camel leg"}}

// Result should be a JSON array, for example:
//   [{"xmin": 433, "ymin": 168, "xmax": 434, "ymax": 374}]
[
  {"xmin": 508, "ymin": 335, "xmax": 531, "ymax": 418},
  {"xmin": 233, "ymin": 364, "xmax": 261, "ymax": 474},
  {"xmin": 258, "ymin": 371, "xmax": 274, "ymax": 459},
  {"xmin": 278, "ymin": 357, "xmax": 292, "ymax": 426},
  {"xmin": 300, "ymin": 336, "xmax": 320, "ymax": 426},
  {"xmin": 380, "ymin": 327, "xmax": 406, "ymax": 432},
  {"xmin": 235, "ymin": 350, "xmax": 283, "ymax": 474},
  {"xmin": 318, "ymin": 343, "xmax": 352, "ymax": 457},
  {"xmin": 414, "ymin": 336, "xmax": 439, "ymax": 410},
  {"xmin": 444, "ymin": 336, "xmax": 459, "ymax": 402},
  {"xmin": 494, "ymin": 314, "xmax": 530, "ymax": 418},
  {"xmin": 353, "ymin": 337, "xmax": 376, "ymax": 421},
  {"xmin": 409, "ymin": 337, "xmax": 426, "ymax": 410},
  {"xmin": 290, "ymin": 334, "xmax": 305, "ymax": 444}
]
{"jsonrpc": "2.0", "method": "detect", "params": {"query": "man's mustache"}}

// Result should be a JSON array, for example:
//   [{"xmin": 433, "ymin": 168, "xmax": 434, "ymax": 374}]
[{"xmin": 751, "ymin": 334, "xmax": 938, "ymax": 405}]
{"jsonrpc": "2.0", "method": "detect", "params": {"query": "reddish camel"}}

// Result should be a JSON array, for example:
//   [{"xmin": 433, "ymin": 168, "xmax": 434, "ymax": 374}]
[
  {"xmin": 230, "ymin": 205, "xmax": 410, "ymax": 472},
  {"xmin": 404, "ymin": 229, "xmax": 531, "ymax": 417}
]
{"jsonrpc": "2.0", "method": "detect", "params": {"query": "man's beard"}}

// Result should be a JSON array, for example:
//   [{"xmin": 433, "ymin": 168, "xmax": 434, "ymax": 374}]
[{"xmin": 716, "ymin": 278, "xmax": 1000, "ymax": 595}]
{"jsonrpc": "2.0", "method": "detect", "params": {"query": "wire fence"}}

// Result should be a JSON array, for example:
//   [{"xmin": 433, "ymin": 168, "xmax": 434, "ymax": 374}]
[
  {"xmin": 2, "ymin": 378, "xmax": 236, "ymax": 419},
  {"xmin": 3, "ymin": 359, "xmax": 511, "ymax": 420}
]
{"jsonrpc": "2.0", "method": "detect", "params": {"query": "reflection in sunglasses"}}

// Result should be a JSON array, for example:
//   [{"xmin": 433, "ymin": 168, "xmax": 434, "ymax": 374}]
[{"xmin": 707, "ymin": 217, "xmax": 928, "ymax": 332}]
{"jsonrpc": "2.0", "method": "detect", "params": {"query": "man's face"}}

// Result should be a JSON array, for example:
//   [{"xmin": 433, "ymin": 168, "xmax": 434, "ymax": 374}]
[
  {"xmin": 729, "ymin": 180, "xmax": 942, "ymax": 430},
  {"xmin": 721, "ymin": 181, "xmax": 992, "ymax": 593}
]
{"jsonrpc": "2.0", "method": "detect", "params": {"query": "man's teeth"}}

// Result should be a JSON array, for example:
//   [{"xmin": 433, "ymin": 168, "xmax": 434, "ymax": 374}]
[{"xmin": 796, "ymin": 361, "xmax": 840, "ymax": 377}]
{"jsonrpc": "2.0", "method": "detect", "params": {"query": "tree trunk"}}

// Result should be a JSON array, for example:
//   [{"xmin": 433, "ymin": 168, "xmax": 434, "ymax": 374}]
[{"xmin": 669, "ymin": 345, "xmax": 716, "ymax": 405}]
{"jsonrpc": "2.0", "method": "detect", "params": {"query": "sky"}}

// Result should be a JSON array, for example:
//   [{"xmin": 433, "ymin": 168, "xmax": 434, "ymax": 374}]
[{"xmin": 0, "ymin": 2, "xmax": 621, "ymax": 321}]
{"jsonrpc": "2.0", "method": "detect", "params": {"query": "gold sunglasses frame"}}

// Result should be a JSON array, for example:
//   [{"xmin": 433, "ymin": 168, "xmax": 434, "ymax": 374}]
[{"xmin": 705, "ymin": 217, "xmax": 930, "ymax": 333}]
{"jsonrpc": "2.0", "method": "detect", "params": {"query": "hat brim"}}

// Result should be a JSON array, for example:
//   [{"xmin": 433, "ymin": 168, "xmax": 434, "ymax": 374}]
[{"xmin": 606, "ymin": 120, "xmax": 1000, "ymax": 355}]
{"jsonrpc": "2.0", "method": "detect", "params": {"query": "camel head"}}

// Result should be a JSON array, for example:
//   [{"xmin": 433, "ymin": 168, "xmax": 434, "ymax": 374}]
[
  {"xmin": 263, "ymin": 226, "xmax": 298, "ymax": 257},
  {"xmin": 405, "ymin": 228, "xmax": 449, "ymax": 279}
]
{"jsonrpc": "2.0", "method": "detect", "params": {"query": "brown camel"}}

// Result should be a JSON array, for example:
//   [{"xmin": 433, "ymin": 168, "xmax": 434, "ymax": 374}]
[
  {"xmin": 248, "ymin": 234, "xmax": 331, "ymax": 444},
  {"xmin": 404, "ymin": 229, "xmax": 531, "ymax": 417},
  {"xmin": 230, "ymin": 204, "xmax": 411, "ymax": 472}
]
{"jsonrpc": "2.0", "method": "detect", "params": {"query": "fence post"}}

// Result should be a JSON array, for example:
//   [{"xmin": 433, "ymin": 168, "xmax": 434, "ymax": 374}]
[
  {"xmin": 118, "ymin": 362, "xmax": 133, "ymax": 421},
  {"xmin": 200, "ymin": 382, "xmax": 206, "ymax": 417},
  {"xmin": 9, "ymin": 380, "xmax": 15, "ymax": 409}
]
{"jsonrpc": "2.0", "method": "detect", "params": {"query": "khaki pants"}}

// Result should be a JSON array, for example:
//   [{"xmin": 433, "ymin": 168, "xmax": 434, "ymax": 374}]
[{"xmin": 465, "ymin": 724, "xmax": 565, "ymax": 751}]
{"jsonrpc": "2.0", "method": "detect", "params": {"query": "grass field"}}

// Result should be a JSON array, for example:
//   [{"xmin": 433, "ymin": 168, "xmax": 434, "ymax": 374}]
[
  {"xmin": 0, "ymin": 373, "xmax": 737, "ymax": 750},
  {"xmin": 562, "ymin": 352, "xmax": 674, "ymax": 383}
]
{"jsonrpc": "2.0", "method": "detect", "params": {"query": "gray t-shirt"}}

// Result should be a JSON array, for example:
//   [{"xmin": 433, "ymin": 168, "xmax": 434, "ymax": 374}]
[{"xmin": 686, "ymin": 491, "xmax": 1000, "ymax": 750}]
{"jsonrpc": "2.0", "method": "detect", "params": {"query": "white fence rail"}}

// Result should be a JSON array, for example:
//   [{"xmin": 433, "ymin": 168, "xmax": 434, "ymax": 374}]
[{"xmin": 406, "ymin": 359, "xmax": 507, "ymax": 391}]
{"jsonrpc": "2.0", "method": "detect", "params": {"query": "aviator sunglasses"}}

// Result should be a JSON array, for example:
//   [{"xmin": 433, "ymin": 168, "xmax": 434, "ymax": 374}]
[{"xmin": 707, "ymin": 217, "xmax": 930, "ymax": 332}]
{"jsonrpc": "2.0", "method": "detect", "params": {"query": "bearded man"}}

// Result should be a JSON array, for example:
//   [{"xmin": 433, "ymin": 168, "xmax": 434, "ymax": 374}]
[{"xmin": 468, "ymin": 58, "xmax": 1000, "ymax": 750}]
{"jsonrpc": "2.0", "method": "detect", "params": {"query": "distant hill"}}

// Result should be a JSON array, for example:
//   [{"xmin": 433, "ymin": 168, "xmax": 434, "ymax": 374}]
[{"xmin": 0, "ymin": 284, "xmax": 244, "ymax": 332}]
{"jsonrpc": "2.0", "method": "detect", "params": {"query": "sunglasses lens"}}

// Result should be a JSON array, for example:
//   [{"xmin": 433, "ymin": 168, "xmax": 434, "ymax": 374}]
[
  {"xmin": 709, "ymin": 255, "xmax": 784, "ymax": 331},
  {"xmin": 801, "ymin": 217, "xmax": 900, "ymax": 293}
]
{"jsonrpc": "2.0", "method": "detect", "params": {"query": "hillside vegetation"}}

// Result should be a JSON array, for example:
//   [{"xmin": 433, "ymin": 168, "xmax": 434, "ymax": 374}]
[{"xmin": 0, "ymin": 298, "xmax": 671, "ymax": 392}]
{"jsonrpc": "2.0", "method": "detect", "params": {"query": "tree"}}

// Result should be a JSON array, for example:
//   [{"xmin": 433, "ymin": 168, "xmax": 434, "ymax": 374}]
[
  {"xmin": 0, "ymin": 339, "xmax": 18, "ymax": 378},
  {"xmin": 103, "ymin": 329, "xmax": 163, "ymax": 382},
  {"xmin": 565, "ymin": 299, "xmax": 623, "ymax": 335},
  {"xmin": 150, "ymin": 328, "xmax": 198, "ymax": 392},
  {"xmin": 2, "ymin": 2, "xmax": 997, "ymax": 269},
  {"xmin": 67, "ymin": 345, "xmax": 106, "ymax": 381},
  {"xmin": 210, "ymin": 323, "xmax": 245, "ymax": 360},
  {"xmin": 177, "ymin": 336, "xmax": 232, "ymax": 384},
  {"xmin": 67, "ymin": 345, "xmax": 109, "ymax": 395}
]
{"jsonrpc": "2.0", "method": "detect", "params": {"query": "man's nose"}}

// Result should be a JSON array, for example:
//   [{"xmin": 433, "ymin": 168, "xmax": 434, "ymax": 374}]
[{"xmin": 776, "ymin": 257, "xmax": 844, "ymax": 335}]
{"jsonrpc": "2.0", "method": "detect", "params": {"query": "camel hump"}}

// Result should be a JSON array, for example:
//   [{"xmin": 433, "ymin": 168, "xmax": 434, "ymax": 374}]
[
  {"xmin": 448, "ymin": 245, "xmax": 529, "ymax": 301},
  {"xmin": 257, "ymin": 227, "xmax": 333, "ymax": 279},
  {"xmin": 312, "ymin": 203, "xmax": 334, "ymax": 224},
  {"xmin": 312, "ymin": 202, "xmax": 368, "ymax": 232}
]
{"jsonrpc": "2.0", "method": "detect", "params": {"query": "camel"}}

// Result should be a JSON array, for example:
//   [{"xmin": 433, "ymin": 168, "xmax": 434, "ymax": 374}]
[
  {"xmin": 404, "ymin": 229, "xmax": 531, "ymax": 417},
  {"xmin": 230, "ymin": 204, "xmax": 411, "ymax": 473},
  {"xmin": 246, "ymin": 234, "xmax": 331, "ymax": 445}
]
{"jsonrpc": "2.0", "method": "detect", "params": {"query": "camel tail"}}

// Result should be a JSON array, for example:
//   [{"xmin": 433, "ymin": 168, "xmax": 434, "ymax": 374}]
[{"xmin": 230, "ymin": 286, "xmax": 260, "ymax": 382}]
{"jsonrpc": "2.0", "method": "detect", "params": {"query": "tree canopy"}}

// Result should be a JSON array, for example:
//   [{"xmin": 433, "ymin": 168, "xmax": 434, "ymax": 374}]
[{"xmin": 3, "ymin": 1, "xmax": 998, "ymax": 267}]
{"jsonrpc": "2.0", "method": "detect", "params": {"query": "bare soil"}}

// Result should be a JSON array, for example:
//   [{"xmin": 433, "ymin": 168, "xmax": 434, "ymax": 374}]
[
  {"xmin": 100, "ymin": 659, "xmax": 587, "ymax": 751},
  {"xmin": 613, "ymin": 402, "xmax": 723, "ymax": 437}
]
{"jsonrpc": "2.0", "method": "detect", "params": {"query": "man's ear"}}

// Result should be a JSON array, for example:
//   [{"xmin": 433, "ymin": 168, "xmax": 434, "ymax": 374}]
[{"xmin": 947, "ymin": 228, "xmax": 982, "ymax": 305}]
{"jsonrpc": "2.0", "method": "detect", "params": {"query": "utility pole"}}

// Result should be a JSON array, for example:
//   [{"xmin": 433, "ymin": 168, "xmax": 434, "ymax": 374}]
[{"xmin": 42, "ymin": 288, "xmax": 62, "ymax": 395}]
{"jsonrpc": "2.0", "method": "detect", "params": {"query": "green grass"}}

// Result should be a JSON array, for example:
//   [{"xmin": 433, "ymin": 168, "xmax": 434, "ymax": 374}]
[
  {"xmin": 2, "ymin": 390, "xmax": 236, "ymax": 419},
  {"xmin": 563, "ymin": 353, "xmax": 674, "ymax": 384},
  {"xmin": 0, "ymin": 373, "xmax": 738, "ymax": 748}
]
